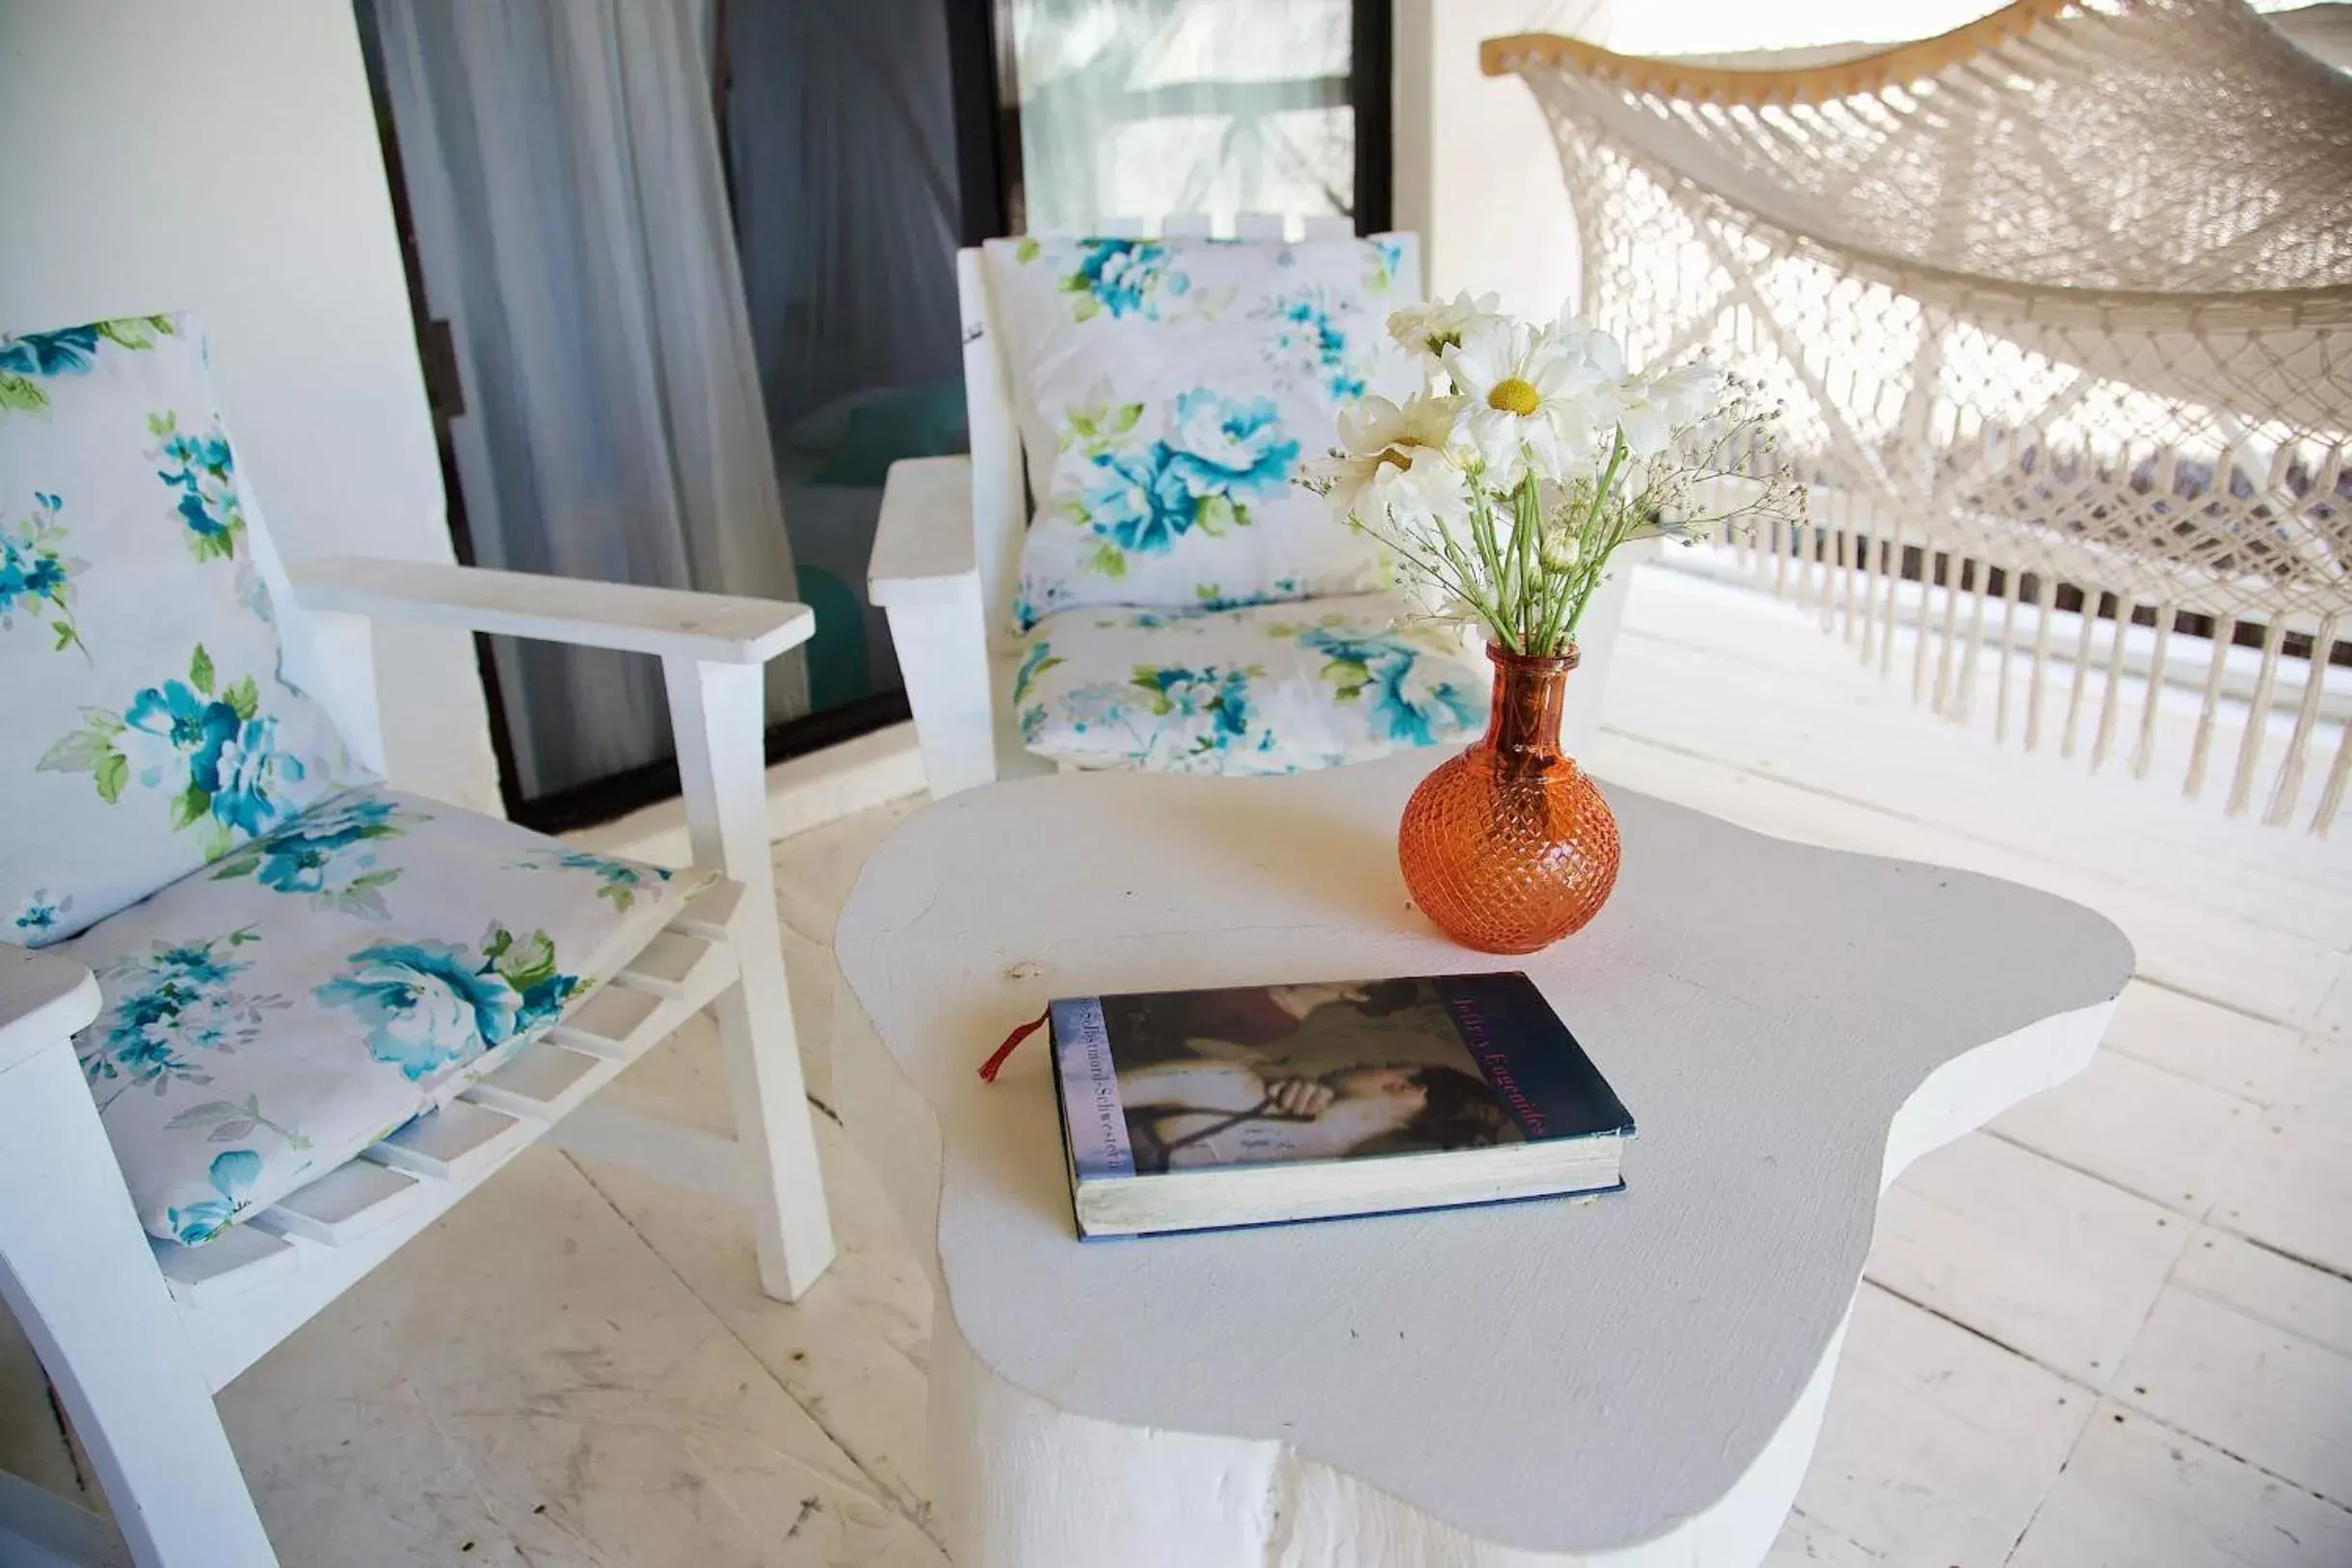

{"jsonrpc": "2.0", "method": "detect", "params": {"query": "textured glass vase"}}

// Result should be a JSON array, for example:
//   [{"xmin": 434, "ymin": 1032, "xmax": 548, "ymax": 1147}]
[{"xmin": 1398, "ymin": 643, "xmax": 1621, "ymax": 954}]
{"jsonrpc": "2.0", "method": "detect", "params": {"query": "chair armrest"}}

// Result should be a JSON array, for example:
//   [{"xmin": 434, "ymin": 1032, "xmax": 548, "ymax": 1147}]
[
  {"xmin": 290, "ymin": 558, "xmax": 815, "ymax": 665},
  {"xmin": 869, "ymin": 457, "xmax": 978, "ymax": 609},
  {"xmin": 0, "ymin": 948, "xmax": 99, "ymax": 1077}
]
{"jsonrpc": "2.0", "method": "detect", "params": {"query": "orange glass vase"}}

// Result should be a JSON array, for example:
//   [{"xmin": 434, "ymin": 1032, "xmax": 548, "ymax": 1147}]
[{"xmin": 1398, "ymin": 643, "xmax": 1621, "ymax": 954}]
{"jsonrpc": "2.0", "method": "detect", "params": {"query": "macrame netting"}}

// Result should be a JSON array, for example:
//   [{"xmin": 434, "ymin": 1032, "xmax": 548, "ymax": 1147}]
[{"xmin": 1490, "ymin": 0, "xmax": 2352, "ymax": 830}]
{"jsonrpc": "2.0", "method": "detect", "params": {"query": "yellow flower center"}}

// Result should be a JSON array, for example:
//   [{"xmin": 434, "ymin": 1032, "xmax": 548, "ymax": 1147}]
[
  {"xmin": 1487, "ymin": 377, "xmax": 1541, "ymax": 417},
  {"xmin": 1376, "ymin": 446, "xmax": 1415, "ymax": 471}
]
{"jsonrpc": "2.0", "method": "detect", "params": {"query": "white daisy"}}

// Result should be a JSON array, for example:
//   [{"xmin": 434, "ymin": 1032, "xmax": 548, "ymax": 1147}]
[
  {"xmin": 1614, "ymin": 361, "xmax": 1724, "ymax": 455},
  {"xmin": 1443, "ymin": 319, "xmax": 1614, "ymax": 485},
  {"xmin": 1549, "ymin": 316, "xmax": 1628, "ymax": 382},
  {"xmin": 1386, "ymin": 290, "xmax": 1503, "ymax": 360},
  {"xmin": 1307, "ymin": 392, "xmax": 1468, "ymax": 528},
  {"xmin": 1380, "ymin": 448, "xmax": 1476, "ymax": 542}
]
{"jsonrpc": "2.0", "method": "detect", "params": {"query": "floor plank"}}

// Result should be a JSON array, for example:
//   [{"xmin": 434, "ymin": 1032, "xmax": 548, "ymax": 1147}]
[
  {"xmin": 224, "ymin": 1365, "xmax": 529, "ymax": 1567},
  {"xmin": 2099, "ymin": 982, "xmax": 2312, "ymax": 1105},
  {"xmin": 1762, "ymin": 1508, "xmax": 1884, "ymax": 1566},
  {"xmin": 615, "ymin": 939, "xmax": 837, "ymax": 1119},
  {"xmin": 2173, "ymin": 1228, "xmax": 2352, "ymax": 1362},
  {"xmin": 2205, "ymin": 1044, "xmax": 2352, "ymax": 1278},
  {"xmin": 569, "ymin": 1147, "xmax": 936, "ymax": 1532},
  {"xmin": 2117, "ymin": 1263, "xmax": 2352, "ymax": 1508},
  {"xmin": 1783, "ymin": 1285, "xmax": 2089, "ymax": 1566},
  {"xmin": 783, "ymin": 923, "xmax": 839, "ymax": 1106},
  {"xmin": 772, "ymin": 796, "xmax": 922, "ymax": 947},
  {"xmin": 2313, "ymin": 963, "xmax": 2352, "ymax": 1047},
  {"xmin": 1867, "ymin": 1131, "xmax": 2188, "ymax": 1387},
  {"xmin": 217, "ymin": 1147, "xmax": 945, "ymax": 1568},
  {"xmin": 1991, "ymin": 1047, "xmax": 2260, "ymax": 1219},
  {"xmin": 572, "ymin": 1029, "xmax": 936, "ymax": 1529},
  {"xmin": 2009, "ymin": 1401, "xmax": 2352, "ymax": 1568},
  {"xmin": 0, "ymin": 1302, "xmax": 84, "ymax": 1512}
]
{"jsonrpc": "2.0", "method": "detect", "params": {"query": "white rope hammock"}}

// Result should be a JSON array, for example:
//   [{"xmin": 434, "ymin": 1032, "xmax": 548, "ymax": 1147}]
[{"xmin": 1487, "ymin": 0, "xmax": 2352, "ymax": 831}]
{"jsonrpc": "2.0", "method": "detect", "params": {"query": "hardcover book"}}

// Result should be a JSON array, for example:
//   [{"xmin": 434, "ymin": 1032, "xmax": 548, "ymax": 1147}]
[{"xmin": 1049, "ymin": 972, "xmax": 1634, "ymax": 1238}]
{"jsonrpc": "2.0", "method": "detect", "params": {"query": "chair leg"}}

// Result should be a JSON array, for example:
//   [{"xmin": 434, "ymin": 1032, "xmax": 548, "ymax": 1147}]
[
  {"xmin": 0, "ymin": 1041, "xmax": 277, "ymax": 1567},
  {"xmin": 713, "ymin": 938, "xmax": 838, "ymax": 1301},
  {"xmin": 664, "ymin": 657, "xmax": 839, "ymax": 1301}
]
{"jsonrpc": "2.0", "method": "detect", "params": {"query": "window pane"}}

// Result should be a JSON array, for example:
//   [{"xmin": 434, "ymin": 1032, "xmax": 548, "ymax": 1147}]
[{"xmin": 1008, "ymin": 0, "xmax": 1355, "ymax": 233}]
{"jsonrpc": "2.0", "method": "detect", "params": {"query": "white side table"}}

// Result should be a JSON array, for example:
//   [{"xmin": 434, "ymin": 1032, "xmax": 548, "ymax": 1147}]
[{"xmin": 832, "ymin": 755, "xmax": 2132, "ymax": 1567}]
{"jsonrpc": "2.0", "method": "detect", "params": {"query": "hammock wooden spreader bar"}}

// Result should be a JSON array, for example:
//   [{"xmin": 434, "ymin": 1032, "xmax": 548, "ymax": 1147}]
[
  {"xmin": 1482, "ymin": 0, "xmax": 2075, "ymax": 108},
  {"xmin": 1488, "ymin": 0, "xmax": 2352, "ymax": 831}
]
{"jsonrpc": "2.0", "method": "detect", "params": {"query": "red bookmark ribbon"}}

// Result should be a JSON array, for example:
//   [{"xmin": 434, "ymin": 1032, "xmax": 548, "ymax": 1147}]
[{"xmin": 979, "ymin": 1009, "xmax": 1050, "ymax": 1083}]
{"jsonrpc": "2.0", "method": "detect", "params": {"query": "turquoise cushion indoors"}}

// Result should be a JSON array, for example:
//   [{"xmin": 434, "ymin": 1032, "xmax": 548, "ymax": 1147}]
[{"xmin": 808, "ymin": 379, "xmax": 968, "ymax": 488}]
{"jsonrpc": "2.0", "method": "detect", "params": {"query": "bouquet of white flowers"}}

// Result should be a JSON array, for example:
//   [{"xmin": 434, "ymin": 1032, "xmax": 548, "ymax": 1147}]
[{"xmin": 1306, "ymin": 293, "xmax": 1805, "ymax": 658}]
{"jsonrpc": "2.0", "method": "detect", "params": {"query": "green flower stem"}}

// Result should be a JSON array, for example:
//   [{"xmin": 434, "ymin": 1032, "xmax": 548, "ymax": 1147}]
[
  {"xmin": 1542, "ymin": 431, "xmax": 1631, "ymax": 653},
  {"xmin": 1512, "ymin": 470, "xmax": 1542, "ymax": 650},
  {"xmin": 1464, "ymin": 483, "xmax": 1519, "ymax": 653}
]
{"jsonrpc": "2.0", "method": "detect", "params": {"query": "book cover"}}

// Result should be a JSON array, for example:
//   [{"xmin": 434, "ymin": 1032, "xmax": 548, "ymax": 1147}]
[{"xmin": 1050, "ymin": 972, "xmax": 1633, "ymax": 1183}]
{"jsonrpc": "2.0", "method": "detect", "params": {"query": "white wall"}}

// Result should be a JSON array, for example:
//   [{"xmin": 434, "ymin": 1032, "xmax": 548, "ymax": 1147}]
[
  {"xmin": 1602, "ymin": 0, "xmax": 2004, "ymax": 54},
  {"xmin": 1395, "ymin": 1, "xmax": 1600, "ymax": 319},
  {"xmin": 0, "ymin": 0, "xmax": 503, "ymax": 814}
]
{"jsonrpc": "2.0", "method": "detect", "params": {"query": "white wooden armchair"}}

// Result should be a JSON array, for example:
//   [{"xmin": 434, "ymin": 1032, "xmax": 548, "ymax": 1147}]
[
  {"xmin": 869, "ymin": 213, "xmax": 1645, "ymax": 798},
  {"xmin": 0, "ymin": 315, "xmax": 831, "ymax": 1567}
]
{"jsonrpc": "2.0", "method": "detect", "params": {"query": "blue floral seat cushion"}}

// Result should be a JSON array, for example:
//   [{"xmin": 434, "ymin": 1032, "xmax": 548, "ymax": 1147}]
[
  {"xmin": 1014, "ymin": 594, "xmax": 1487, "ymax": 776},
  {"xmin": 51, "ymin": 785, "xmax": 711, "ymax": 1245}
]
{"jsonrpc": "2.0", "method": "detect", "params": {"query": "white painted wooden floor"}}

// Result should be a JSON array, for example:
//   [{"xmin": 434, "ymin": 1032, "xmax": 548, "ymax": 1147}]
[{"xmin": 7, "ymin": 563, "xmax": 2349, "ymax": 1566}]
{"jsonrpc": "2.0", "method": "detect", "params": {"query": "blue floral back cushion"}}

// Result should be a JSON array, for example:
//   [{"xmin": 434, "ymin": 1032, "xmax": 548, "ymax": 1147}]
[
  {"xmin": 983, "ymin": 235, "xmax": 1423, "ymax": 630},
  {"xmin": 1, "ymin": 314, "xmax": 361, "ymax": 946}
]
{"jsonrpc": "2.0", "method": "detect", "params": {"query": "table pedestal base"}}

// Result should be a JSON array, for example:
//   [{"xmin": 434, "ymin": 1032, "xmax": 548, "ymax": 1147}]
[{"xmin": 923, "ymin": 1279, "xmax": 1843, "ymax": 1568}]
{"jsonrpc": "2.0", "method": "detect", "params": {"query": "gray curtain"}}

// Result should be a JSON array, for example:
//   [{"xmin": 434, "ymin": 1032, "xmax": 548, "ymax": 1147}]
[
  {"xmin": 371, "ymin": 0, "xmax": 807, "ymax": 802},
  {"xmin": 715, "ymin": 0, "xmax": 965, "ymax": 707},
  {"xmin": 721, "ymin": 0, "xmax": 964, "ymax": 439}
]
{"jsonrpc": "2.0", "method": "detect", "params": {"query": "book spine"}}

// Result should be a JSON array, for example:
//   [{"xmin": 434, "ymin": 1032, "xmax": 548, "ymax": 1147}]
[{"xmin": 1051, "ymin": 997, "xmax": 1135, "ymax": 1180}]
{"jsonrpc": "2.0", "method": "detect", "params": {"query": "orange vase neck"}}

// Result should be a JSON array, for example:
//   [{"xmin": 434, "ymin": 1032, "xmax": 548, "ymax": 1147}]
[{"xmin": 1482, "ymin": 642, "xmax": 1579, "ymax": 773}]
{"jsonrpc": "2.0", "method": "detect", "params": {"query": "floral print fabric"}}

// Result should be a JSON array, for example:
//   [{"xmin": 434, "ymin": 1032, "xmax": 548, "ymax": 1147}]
[
  {"xmin": 0, "ymin": 313, "xmax": 358, "ymax": 943},
  {"xmin": 982, "ymin": 235, "xmax": 1423, "ymax": 629},
  {"xmin": 1014, "ymin": 592, "xmax": 1485, "ymax": 776},
  {"xmin": 54, "ymin": 784, "xmax": 708, "ymax": 1245}
]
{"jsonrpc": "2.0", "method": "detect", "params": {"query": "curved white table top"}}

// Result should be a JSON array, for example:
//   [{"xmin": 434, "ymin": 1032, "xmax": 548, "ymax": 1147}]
[{"xmin": 834, "ymin": 755, "xmax": 2133, "ymax": 1560}]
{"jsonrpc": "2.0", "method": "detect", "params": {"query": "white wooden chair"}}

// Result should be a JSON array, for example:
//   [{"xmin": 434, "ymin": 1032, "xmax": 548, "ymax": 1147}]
[
  {"xmin": 868, "ymin": 212, "xmax": 1646, "ymax": 797},
  {"xmin": 0, "ymin": 318, "xmax": 832, "ymax": 1568}
]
